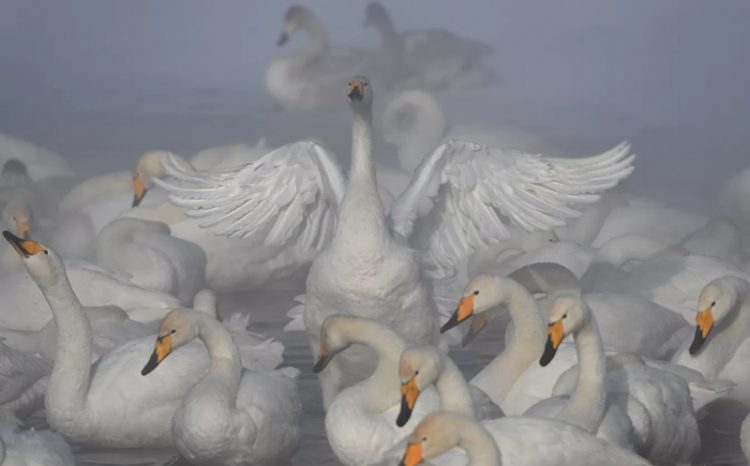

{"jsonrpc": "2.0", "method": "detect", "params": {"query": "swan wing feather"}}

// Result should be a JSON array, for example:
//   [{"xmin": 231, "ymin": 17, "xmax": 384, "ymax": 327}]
[{"xmin": 389, "ymin": 140, "xmax": 634, "ymax": 278}]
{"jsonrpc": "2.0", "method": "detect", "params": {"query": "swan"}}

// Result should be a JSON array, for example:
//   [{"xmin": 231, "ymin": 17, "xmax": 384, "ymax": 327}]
[
  {"xmin": 0, "ymin": 133, "xmax": 75, "ymax": 181},
  {"xmin": 719, "ymin": 166, "xmax": 750, "ymax": 234},
  {"xmin": 140, "ymin": 308, "xmax": 302, "ymax": 466},
  {"xmin": 527, "ymin": 291, "xmax": 702, "ymax": 464},
  {"xmin": 380, "ymin": 89, "xmax": 549, "ymax": 172},
  {"xmin": 591, "ymin": 202, "xmax": 706, "ymax": 247},
  {"xmin": 266, "ymin": 5, "xmax": 383, "ymax": 112},
  {"xmin": 0, "ymin": 422, "xmax": 76, "ymax": 466},
  {"xmin": 189, "ymin": 139, "xmax": 268, "ymax": 171},
  {"xmin": 156, "ymin": 76, "xmax": 635, "ymax": 408},
  {"xmin": 672, "ymin": 276, "xmax": 750, "ymax": 406},
  {"xmin": 364, "ymin": 2, "xmax": 496, "ymax": 91},
  {"xmin": 679, "ymin": 216, "xmax": 746, "ymax": 266},
  {"xmin": 742, "ymin": 412, "xmax": 750, "ymax": 463},
  {"xmin": 397, "ymin": 345, "xmax": 503, "ymax": 426},
  {"xmin": 313, "ymin": 315, "xmax": 440, "ymax": 465},
  {"xmin": 95, "ymin": 217, "xmax": 207, "ymax": 304},
  {"xmin": 0, "ymin": 340, "xmax": 50, "ymax": 422},
  {"xmin": 397, "ymin": 411, "xmax": 652, "ymax": 466}
]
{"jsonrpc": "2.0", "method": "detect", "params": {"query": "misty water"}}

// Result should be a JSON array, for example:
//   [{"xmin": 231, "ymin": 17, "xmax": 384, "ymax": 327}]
[{"xmin": 2, "ymin": 0, "xmax": 750, "ymax": 465}]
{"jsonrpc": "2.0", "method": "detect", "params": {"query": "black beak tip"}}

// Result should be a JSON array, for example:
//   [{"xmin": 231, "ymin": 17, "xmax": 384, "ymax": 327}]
[
  {"xmin": 539, "ymin": 339, "xmax": 557, "ymax": 367},
  {"xmin": 2, "ymin": 230, "xmax": 16, "ymax": 243},
  {"xmin": 396, "ymin": 396, "xmax": 412, "ymax": 427},
  {"xmin": 440, "ymin": 312, "xmax": 461, "ymax": 334},
  {"xmin": 347, "ymin": 89, "xmax": 363, "ymax": 101},
  {"xmin": 312, "ymin": 357, "xmax": 329, "ymax": 374},
  {"xmin": 141, "ymin": 351, "xmax": 159, "ymax": 376},
  {"xmin": 689, "ymin": 327, "xmax": 707, "ymax": 356}
]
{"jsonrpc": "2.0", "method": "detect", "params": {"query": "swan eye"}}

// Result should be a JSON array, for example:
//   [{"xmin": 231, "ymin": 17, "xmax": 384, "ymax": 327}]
[
  {"xmin": 348, "ymin": 82, "xmax": 352, "ymax": 86},
  {"xmin": 711, "ymin": 301, "xmax": 716, "ymax": 307},
  {"xmin": 562, "ymin": 313, "xmax": 568, "ymax": 319},
  {"xmin": 414, "ymin": 370, "xmax": 419, "ymax": 376},
  {"xmin": 43, "ymin": 249, "xmax": 48, "ymax": 255},
  {"xmin": 171, "ymin": 329, "xmax": 177, "ymax": 334},
  {"xmin": 363, "ymin": 82, "xmax": 368, "ymax": 87},
  {"xmin": 473, "ymin": 290, "xmax": 479, "ymax": 296},
  {"xmin": 422, "ymin": 436, "xmax": 427, "ymax": 442}
]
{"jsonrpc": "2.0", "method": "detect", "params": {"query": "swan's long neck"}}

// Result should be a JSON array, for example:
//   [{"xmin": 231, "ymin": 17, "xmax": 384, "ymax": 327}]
[
  {"xmin": 300, "ymin": 15, "xmax": 329, "ymax": 59},
  {"xmin": 563, "ymin": 313, "xmax": 606, "ymax": 432},
  {"xmin": 334, "ymin": 105, "xmax": 388, "ymax": 254},
  {"xmin": 693, "ymin": 290, "xmax": 750, "ymax": 375},
  {"xmin": 190, "ymin": 313, "xmax": 242, "ymax": 409},
  {"xmin": 453, "ymin": 416, "xmax": 502, "ymax": 466},
  {"xmin": 372, "ymin": 13, "xmax": 400, "ymax": 52},
  {"xmin": 471, "ymin": 278, "xmax": 546, "ymax": 406},
  {"xmin": 435, "ymin": 358, "xmax": 476, "ymax": 419},
  {"xmin": 383, "ymin": 90, "xmax": 446, "ymax": 172},
  {"xmin": 339, "ymin": 319, "xmax": 405, "ymax": 412},
  {"xmin": 39, "ymin": 258, "xmax": 94, "ymax": 426}
]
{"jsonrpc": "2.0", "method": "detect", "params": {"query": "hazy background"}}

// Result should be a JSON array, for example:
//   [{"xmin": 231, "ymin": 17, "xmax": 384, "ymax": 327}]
[{"xmin": 1, "ymin": 0, "xmax": 748, "ymax": 210}]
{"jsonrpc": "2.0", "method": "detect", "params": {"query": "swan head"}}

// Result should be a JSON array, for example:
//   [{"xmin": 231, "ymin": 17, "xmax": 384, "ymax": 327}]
[
  {"xmin": 689, "ymin": 276, "xmax": 747, "ymax": 355},
  {"xmin": 1, "ymin": 158, "xmax": 32, "ymax": 186},
  {"xmin": 313, "ymin": 314, "xmax": 357, "ymax": 373},
  {"xmin": 364, "ymin": 2, "xmax": 388, "ymax": 27},
  {"xmin": 132, "ymin": 150, "xmax": 172, "ymax": 207},
  {"xmin": 397, "ymin": 345, "xmax": 444, "ymax": 427},
  {"xmin": 2, "ymin": 198, "xmax": 32, "ymax": 239},
  {"xmin": 2, "ymin": 230, "xmax": 62, "ymax": 284},
  {"xmin": 277, "ymin": 5, "xmax": 314, "ymax": 46},
  {"xmin": 540, "ymin": 290, "xmax": 585, "ymax": 366},
  {"xmin": 441, "ymin": 275, "xmax": 509, "ymax": 340},
  {"xmin": 400, "ymin": 412, "xmax": 461, "ymax": 466},
  {"xmin": 347, "ymin": 76, "xmax": 373, "ymax": 110},
  {"xmin": 141, "ymin": 308, "xmax": 199, "ymax": 376}
]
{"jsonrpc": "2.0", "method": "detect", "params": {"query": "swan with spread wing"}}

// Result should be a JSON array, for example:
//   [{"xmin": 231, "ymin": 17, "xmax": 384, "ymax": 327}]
[{"xmin": 156, "ymin": 76, "xmax": 635, "ymax": 407}]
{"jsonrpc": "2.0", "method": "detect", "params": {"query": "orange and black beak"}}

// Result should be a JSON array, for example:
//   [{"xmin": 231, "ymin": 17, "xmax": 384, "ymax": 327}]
[
  {"xmin": 540, "ymin": 320, "xmax": 565, "ymax": 366},
  {"xmin": 396, "ymin": 377, "xmax": 420, "ymax": 427},
  {"xmin": 461, "ymin": 313, "xmax": 488, "ymax": 347},
  {"xmin": 399, "ymin": 441, "xmax": 423, "ymax": 466},
  {"xmin": 689, "ymin": 307, "xmax": 714, "ymax": 355},
  {"xmin": 132, "ymin": 174, "xmax": 147, "ymax": 207},
  {"xmin": 441, "ymin": 294, "xmax": 475, "ymax": 333},
  {"xmin": 348, "ymin": 80, "xmax": 366, "ymax": 101},
  {"xmin": 313, "ymin": 342, "xmax": 334, "ymax": 373},
  {"xmin": 141, "ymin": 333, "xmax": 173, "ymax": 375},
  {"xmin": 3, "ymin": 230, "xmax": 44, "ymax": 257}
]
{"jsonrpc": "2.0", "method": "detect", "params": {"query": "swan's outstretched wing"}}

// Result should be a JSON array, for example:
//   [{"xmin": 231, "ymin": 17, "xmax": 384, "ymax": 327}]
[
  {"xmin": 154, "ymin": 141, "xmax": 346, "ymax": 252},
  {"xmin": 389, "ymin": 140, "xmax": 635, "ymax": 278}
]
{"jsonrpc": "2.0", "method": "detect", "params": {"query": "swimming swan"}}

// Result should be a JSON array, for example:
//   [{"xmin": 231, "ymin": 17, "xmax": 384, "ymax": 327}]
[
  {"xmin": 155, "ymin": 76, "xmax": 635, "ymax": 408},
  {"xmin": 141, "ymin": 308, "xmax": 302, "ymax": 465}
]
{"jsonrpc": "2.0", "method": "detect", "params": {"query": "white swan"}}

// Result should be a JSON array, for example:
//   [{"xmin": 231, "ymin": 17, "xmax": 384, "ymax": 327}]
[
  {"xmin": 0, "ymin": 340, "xmax": 50, "ymax": 422},
  {"xmin": 156, "ymin": 77, "xmax": 635, "ymax": 408},
  {"xmin": 591, "ymin": 202, "xmax": 706, "ymax": 247},
  {"xmin": 397, "ymin": 345, "xmax": 503, "ymax": 426},
  {"xmin": 266, "ymin": 5, "xmax": 383, "ymax": 112},
  {"xmin": 397, "ymin": 411, "xmax": 652, "ymax": 466},
  {"xmin": 313, "ymin": 315, "xmax": 440, "ymax": 465},
  {"xmin": 95, "ymin": 217, "xmax": 206, "ymax": 304},
  {"xmin": 0, "ymin": 133, "xmax": 75, "ymax": 181},
  {"xmin": 140, "ymin": 308, "xmax": 302, "ymax": 466},
  {"xmin": 189, "ymin": 139, "xmax": 268, "ymax": 171},
  {"xmin": 364, "ymin": 2, "xmax": 496, "ymax": 91},
  {"xmin": 672, "ymin": 275, "xmax": 750, "ymax": 406},
  {"xmin": 381, "ymin": 89, "xmax": 549, "ymax": 172},
  {"xmin": 0, "ymin": 422, "xmax": 76, "ymax": 466}
]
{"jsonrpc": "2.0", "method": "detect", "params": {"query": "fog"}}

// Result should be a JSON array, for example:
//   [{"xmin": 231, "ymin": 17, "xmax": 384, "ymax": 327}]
[{"xmin": 1, "ymin": 0, "xmax": 748, "ymax": 209}]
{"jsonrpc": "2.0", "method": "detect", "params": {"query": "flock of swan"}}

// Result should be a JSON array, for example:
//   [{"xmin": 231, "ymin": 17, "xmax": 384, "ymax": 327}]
[{"xmin": 1, "ymin": 3, "xmax": 750, "ymax": 466}]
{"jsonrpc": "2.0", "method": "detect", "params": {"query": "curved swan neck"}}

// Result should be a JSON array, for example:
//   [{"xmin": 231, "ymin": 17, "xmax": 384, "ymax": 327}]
[
  {"xmin": 454, "ymin": 416, "xmax": 502, "ymax": 466},
  {"xmin": 372, "ymin": 12, "xmax": 400, "ymax": 51},
  {"xmin": 337, "ymin": 319, "xmax": 405, "ymax": 411},
  {"xmin": 193, "ymin": 312, "xmax": 242, "ymax": 404},
  {"xmin": 565, "ymin": 310, "xmax": 606, "ymax": 432},
  {"xmin": 37, "ymin": 255, "xmax": 93, "ymax": 421},
  {"xmin": 435, "ymin": 358, "xmax": 475, "ymax": 419},
  {"xmin": 470, "ymin": 277, "xmax": 545, "ymax": 405}
]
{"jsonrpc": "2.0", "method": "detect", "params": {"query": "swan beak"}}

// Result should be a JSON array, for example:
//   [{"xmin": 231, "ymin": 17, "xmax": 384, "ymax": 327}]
[
  {"xmin": 132, "ymin": 174, "xmax": 147, "ymax": 207},
  {"xmin": 689, "ymin": 307, "xmax": 714, "ymax": 355},
  {"xmin": 540, "ymin": 320, "xmax": 564, "ymax": 366},
  {"xmin": 141, "ymin": 333, "xmax": 173, "ymax": 375},
  {"xmin": 397, "ymin": 377, "xmax": 420, "ymax": 427},
  {"xmin": 461, "ymin": 312, "xmax": 488, "ymax": 347},
  {"xmin": 347, "ymin": 81, "xmax": 365, "ymax": 101},
  {"xmin": 440, "ymin": 295, "xmax": 474, "ymax": 333},
  {"xmin": 15, "ymin": 219, "xmax": 30, "ymax": 239},
  {"xmin": 313, "ymin": 343, "xmax": 333, "ymax": 373},
  {"xmin": 2, "ymin": 230, "xmax": 44, "ymax": 257},
  {"xmin": 277, "ymin": 32, "xmax": 289, "ymax": 46},
  {"xmin": 400, "ymin": 441, "xmax": 423, "ymax": 466}
]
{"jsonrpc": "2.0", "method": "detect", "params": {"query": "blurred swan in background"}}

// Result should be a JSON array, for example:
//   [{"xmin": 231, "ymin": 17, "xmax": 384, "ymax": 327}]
[
  {"xmin": 141, "ymin": 308, "xmax": 302, "ymax": 466},
  {"xmin": 156, "ymin": 76, "xmax": 635, "ymax": 408},
  {"xmin": 0, "ymin": 133, "xmax": 75, "ymax": 181},
  {"xmin": 364, "ymin": 2, "xmax": 496, "ymax": 91},
  {"xmin": 0, "ymin": 421, "xmax": 76, "ymax": 466}
]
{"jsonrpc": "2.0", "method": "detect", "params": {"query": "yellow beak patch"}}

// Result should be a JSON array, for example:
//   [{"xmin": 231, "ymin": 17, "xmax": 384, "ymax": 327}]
[
  {"xmin": 401, "ymin": 377, "xmax": 421, "ymax": 410},
  {"xmin": 696, "ymin": 307, "xmax": 714, "ymax": 338},
  {"xmin": 401, "ymin": 441, "xmax": 423, "ymax": 466},
  {"xmin": 547, "ymin": 320, "xmax": 565, "ymax": 349}
]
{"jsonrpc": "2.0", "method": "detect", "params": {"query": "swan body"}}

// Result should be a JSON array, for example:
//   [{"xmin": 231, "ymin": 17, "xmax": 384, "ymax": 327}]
[
  {"xmin": 156, "ymin": 77, "xmax": 635, "ymax": 408},
  {"xmin": 95, "ymin": 217, "xmax": 207, "ymax": 304},
  {"xmin": 742, "ymin": 412, "xmax": 750, "ymax": 462},
  {"xmin": 0, "ymin": 422, "xmax": 76, "ymax": 466},
  {"xmin": 315, "ymin": 315, "xmax": 440, "ymax": 466},
  {"xmin": 672, "ymin": 276, "xmax": 750, "ymax": 405},
  {"xmin": 592, "ymin": 204, "xmax": 706, "ymax": 247},
  {"xmin": 397, "ymin": 411, "xmax": 652, "ymax": 466},
  {"xmin": 190, "ymin": 141, "xmax": 268, "ymax": 171},
  {"xmin": 141, "ymin": 308, "xmax": 302, "ymax": 466},
  {"xmin": 0, "ymin": 134, "xmax": 74, "ymax": 181}
]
